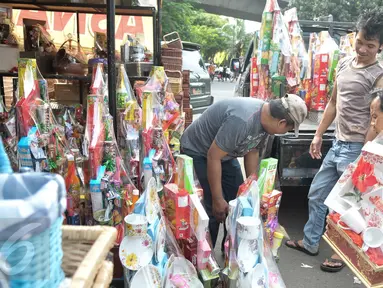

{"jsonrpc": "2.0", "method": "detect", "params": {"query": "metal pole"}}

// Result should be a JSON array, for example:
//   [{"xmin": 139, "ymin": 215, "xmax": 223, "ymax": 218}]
[{"xmin": 107, "ymin": 0, "xmax": 117, "ymax": 136}]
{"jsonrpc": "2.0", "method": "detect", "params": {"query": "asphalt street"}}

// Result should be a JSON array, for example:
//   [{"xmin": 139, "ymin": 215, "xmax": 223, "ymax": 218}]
[{"xmin": 202, "ymin": 81, "xmax": 365, "ymax": 288}]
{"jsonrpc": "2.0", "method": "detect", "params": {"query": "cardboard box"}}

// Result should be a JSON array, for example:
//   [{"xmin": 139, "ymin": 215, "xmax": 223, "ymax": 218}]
[
  {"xmin": 164, "ymin": 183, "xmax": 190, "ymax": 239},
  {"xmin": 189, "ymin": 194, "xmax": 209, "ymax": 240},
  {"xmin": 197, "ymin": 239, "xmax": 211, "ymax": 270},
  {"xmin": 261, "ymin": 190, "xmax": 282, "ymax": 225},
  {"xmin": 183, "ymin": 235, "xmax": 198, "ymax": 266},
  {"xmin": 258, "ymin": 158, "xmax": 278, "ymax": 196}
]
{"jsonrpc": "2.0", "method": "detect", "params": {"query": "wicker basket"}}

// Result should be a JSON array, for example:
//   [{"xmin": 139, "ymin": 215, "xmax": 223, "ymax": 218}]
[
  {"xmin": 61, "ymin": 225, "xmax": 117, "ymax": 288},
  {"xmin": 163, "ymin": 32, "xmax": 183, "ymax": 50},
  {"xmin": 162, "ymin": 56, "xmax": 182, "ymax": 65},
  {"xmin": 161, "ymin": 47, "xmax": 182, "ymax": 58},
  {"xmin": 163, "ymin": 63, "xmax": 182, "ymax": 72}
]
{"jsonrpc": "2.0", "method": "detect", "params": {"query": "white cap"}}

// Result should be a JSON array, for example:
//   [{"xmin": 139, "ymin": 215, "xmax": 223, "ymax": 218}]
[{"xmin": 133, "ymin": 189, "xmax": 139, "ymax": 196}]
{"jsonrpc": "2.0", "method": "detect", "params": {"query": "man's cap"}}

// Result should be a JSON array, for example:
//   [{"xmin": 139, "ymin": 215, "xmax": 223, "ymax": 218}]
[{"xmin": 281, "ymin": 94, "xmax": 308, "ymax": 137}]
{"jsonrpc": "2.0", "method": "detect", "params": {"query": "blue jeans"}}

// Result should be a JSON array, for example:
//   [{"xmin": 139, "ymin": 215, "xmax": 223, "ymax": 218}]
[{"xmin": 303, "ymin": 140, "xmax": 363, "ymax": 254}]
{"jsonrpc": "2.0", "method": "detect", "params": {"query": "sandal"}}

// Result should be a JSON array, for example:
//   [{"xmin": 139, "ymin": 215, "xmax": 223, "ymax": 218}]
[
  {"xmin": 320, "ymin": 257, "xmax": 345, "ymax": 272},
  {"xmin": 285, "ymin": 240, "xmax": 319, "ymax": 256}
]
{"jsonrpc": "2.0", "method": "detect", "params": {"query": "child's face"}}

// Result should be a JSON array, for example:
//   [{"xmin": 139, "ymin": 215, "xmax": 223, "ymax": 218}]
[{"xmin": 370, "ymin": 97, "xmax": 383, "ymax": 134}]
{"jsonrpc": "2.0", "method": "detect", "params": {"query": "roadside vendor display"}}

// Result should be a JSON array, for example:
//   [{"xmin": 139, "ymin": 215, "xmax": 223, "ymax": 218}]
[
  {"xmin": 324, "ymin": 137, "xmax": 383, "ymax": 287},
  {"xmin": 0, "ymin": 4, "xmax": 289, "ymax": 283}
]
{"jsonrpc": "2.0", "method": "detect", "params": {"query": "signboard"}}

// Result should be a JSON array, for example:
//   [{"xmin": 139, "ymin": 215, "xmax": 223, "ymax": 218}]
[{"xmin": 12, "ymin": 9, "xmax": 154, "ymax": 52}]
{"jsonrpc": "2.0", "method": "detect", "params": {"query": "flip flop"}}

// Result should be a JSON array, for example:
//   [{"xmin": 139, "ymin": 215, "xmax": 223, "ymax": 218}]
[
  {"xmin": 320, "ymin": 258, "xmax": 345, "ymax": 273},
  {"xmin": 285, "ymin": 240, "xmax": 319, "ymax": 256}
]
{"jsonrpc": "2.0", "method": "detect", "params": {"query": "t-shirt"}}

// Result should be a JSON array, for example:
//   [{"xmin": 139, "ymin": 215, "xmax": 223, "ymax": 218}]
[
  {"xmin": 180, "ymin": 98, "xmax": 267, "ymax": 161},
  {"xmin": 335, "ymin": 57, "xmax": 383, "ymax": 143}
]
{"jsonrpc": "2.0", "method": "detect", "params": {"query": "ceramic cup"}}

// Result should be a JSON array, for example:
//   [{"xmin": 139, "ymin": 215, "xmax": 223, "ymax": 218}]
[
  {"xmin": 337, "ymin": 207, "xmax": 367, "ymax": 234},
  {"xmin": 362, "ymin": 227, "xmax": 383, "ymax": 252},
  {"xmin": 236, "ymin": 216, "xmax": 261, "ymax": 240},
  {"xmin": 124, "ymin": 213, "xmax": 148, "ymax": 237}
]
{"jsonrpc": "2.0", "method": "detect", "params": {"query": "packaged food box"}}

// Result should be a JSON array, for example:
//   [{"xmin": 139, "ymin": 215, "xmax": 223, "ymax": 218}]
[
  {"xmin": 258, "ymin": 158, "xmax": 278, "ymax": 196},
  {"xmin": 164, "ymin": 183, "xmax": 190, "ymax": 239},
  {"xmin": 261, "ymin": 190, "xmax": 282, "ymax": 225},
  {"xmin": 238, "ymin": 196, "xmax": 253, "ymax": 216},
  {"xmin": 197, "ymin": 238, "xmax": 212, "ymax": 270},
  {"xmin": 183, "ymin": 234, "xmax": 198, "ymax": 266},
  {"xmin": 189, "ymin": 194, "xmax": 209, "ymax": 241},
  {"xmin": 176, "ymin": 154, "xmax": 194, "ymax": 194}
]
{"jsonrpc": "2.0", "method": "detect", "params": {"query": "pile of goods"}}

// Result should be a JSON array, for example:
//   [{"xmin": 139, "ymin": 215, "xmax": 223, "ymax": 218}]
[
  {"xmin": 161, "ymin": 32, "xmax": 194, "ymax": 130},
  {"xmin": 220, "ymin": 158, "xmax": 286, "ymax": 287},
  {"xmin": 250, "ymin": 0, "xmax": 356, "ymax": 115},
  {"xmin": 324, "ymin": 136, "xmax": 383, "ymax": 287}
]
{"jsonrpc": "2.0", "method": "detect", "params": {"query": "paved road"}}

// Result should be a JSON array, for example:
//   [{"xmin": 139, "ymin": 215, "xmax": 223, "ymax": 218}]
[{"xmin": 201, "ymin": 82, "xmax": 365, "ymax": 288}]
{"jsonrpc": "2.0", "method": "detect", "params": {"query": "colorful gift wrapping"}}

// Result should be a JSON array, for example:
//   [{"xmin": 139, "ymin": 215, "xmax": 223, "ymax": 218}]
[
  {"xmin": 250, "ymin": 57, "xmax": 259, "ymax": 97},
  {"xmin": 142, "ymin": 91, "xmax": 154, "ymax": 130},
  {"xmin": 176, "ymin": 154, "xmax": 194, "ymax": 194},
  {"xmin": 164, "ymin": 183, "xmax": 190, "ymax": 239},
  {"xmin": 261, "ymin": 190, "xmax": 282, "ymax": 244},
  {"xmin": 18, "ymin": 59, "xmax": 38, "ymax": 99},
  {"xmin": 258, "ymin": 158, "xmax": 278, "ymax": 196}
]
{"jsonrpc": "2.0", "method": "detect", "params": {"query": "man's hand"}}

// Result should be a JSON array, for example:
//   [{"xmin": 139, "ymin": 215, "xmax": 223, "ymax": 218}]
[
  {"xmin": 212, "ymin": 197, "xmax": 229, "ymax": 223},
  {"xmin": 310, "ymin": 135, "xmax": 323, "ymax": 159}
]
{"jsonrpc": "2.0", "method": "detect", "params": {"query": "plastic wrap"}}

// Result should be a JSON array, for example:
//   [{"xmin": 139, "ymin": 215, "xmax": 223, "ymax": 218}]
[{"xmin": 223, "ymin": 174, "xmax": 286, "ymax": 287}]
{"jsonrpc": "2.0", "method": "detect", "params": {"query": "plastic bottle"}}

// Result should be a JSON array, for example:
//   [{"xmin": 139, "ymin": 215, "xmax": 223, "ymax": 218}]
[{"xmin": 131, "ymin": 189, "xmax": 140, "ymax": 211}]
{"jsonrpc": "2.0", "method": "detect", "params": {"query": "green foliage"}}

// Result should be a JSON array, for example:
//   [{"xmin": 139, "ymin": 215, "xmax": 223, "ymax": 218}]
[
  {"xmin": 161, "ymin": 0, "xmax": 253, "ymax": 62},
  {"xmin": 162, "ymin": 0, "xmax": 196, "ymax": 40},
  {"xmin": 288, "ymin": 0, "xmax": 383, "ymax": 22}
]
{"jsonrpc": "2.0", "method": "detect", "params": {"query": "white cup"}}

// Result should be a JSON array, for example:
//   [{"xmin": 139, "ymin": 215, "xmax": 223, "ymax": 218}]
[
  {"xmin": 236, "ymin": 217, "xmax": 261, "ymax": 240},
  {"xmin": 362, "ymin": 227, "xmax": 383, "ymax": 252},
  {"xmin": 337, "ymin": 207, "xmax": 367, "ymax": 234}
]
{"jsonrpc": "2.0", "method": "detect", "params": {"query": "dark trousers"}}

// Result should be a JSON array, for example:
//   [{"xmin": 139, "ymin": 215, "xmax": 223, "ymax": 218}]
[{"xmin": 183, "ymin": 150, "xmax": 244, "ymax": 247}]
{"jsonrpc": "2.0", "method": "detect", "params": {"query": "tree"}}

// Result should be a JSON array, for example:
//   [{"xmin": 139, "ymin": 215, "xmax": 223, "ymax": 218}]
[
  {"xmin": 161, "ymin": 0, "xmax": 254, "ymax": 62},
  {"xmin": 161, "ymin": 0, "xmax": 196, "ymax": 40},
  {"xmin": 287, "ymin": 0, "xmax": 383, "ymax": 22}
]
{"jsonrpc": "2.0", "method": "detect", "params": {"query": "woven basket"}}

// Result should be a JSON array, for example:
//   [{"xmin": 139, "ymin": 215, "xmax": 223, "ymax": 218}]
[
  {"xmin": 61, "ymin": 225, "xmax": 117, "ymax": 288},
  {"xmin": 161, "ymin": 47, "xmax": 182, "ymax": 58},
  {"xmin": 162, "ymin": 56, "xmax": 182, "ymax": 66},
  {"xmin": 0, "ymin": 217, "xmax": 64, "ymax": 288},
  {"xmin": 163, "ymin": 32, "xmax": 183, "ymax": 50},
  {"xmin": 163, "ymin": 63, "xmax": 182, "ymax": 72}
]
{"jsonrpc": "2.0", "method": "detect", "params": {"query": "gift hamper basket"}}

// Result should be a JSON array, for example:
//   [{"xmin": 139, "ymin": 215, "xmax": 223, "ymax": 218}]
[{"xmin": 61, "ymin": 225, "xmax": 117, "ymax": 288}]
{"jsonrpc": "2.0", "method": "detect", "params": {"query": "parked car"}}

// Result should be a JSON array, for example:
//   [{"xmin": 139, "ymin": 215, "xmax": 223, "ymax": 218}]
[
  {"xmin": 235, "ymin": 20, "xmax": 354, "ymax": 187},
  {"xmin": 182, "ymin": 42, "xmax": 214, "ymax": 114}
]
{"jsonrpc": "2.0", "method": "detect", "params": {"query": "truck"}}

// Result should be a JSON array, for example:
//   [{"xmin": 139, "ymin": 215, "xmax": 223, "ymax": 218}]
[{"xmin": 235, "ymin": 20, "xmax": 354, "ymax": 187}]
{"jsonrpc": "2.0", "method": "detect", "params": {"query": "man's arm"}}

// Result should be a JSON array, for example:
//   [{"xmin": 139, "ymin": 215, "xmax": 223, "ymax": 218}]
[
  {"xmin": 310, "ymin": 81, "xmax": 338, "ymax": 159},
  {"xmin": 244, "ymin": 149, "xmax": 259, "ymax": 178},
  {"xmin": 207, "ymin": 141, "xmax": 229, "ymax": 222}
]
